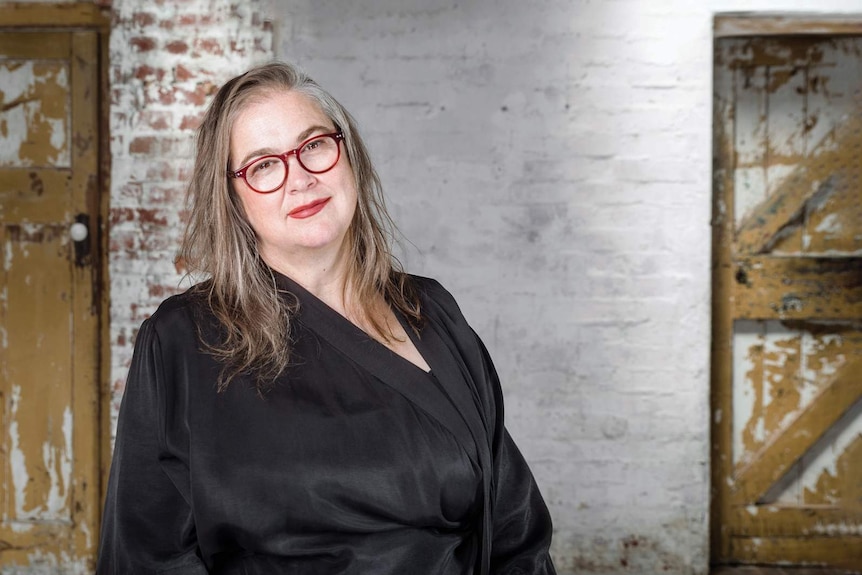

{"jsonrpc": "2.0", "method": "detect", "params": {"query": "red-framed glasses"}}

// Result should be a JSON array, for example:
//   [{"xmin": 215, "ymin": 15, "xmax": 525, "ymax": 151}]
[{"xmin": 228, "ymin": 131, "xmax": 344, "ymax": 193}]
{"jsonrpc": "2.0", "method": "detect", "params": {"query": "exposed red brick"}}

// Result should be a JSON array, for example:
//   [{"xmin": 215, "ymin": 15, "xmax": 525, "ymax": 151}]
[
  {"xmin": 110, "ymin": 207, "xmax": 135, "ymax": 225},
  {"xmin": 140, "ymin": 110, "xmax": 172, "ymax": 130},
  {"xmin": 181, "ymin": 82, "xmax": 218, "ymax": 106},
  {"xmin": 139, "ymin": 234, "xmax": 176, "ymax": 251},
  {"xmin": 177, "ymin": 166, "xmax": 193, "ymax": 182},
  {"xmin": 149, "ymin": 284, "xmax": 170, "ymax": 298},
  {"xmin": 180, "ymin": 112, "xmax": 203, "ymax": 131},
  {"xmin": 137, "ymin": 208, "xmax": 169, "ymax": 226},
  {"xmin": 118, "ymin": 183, "xmax": 143, "ymax": 201},
  {"xmin": 195, "ymin": 38, "xmax": 224, "ymax": 56},
  {"xmin": 110, "ymin": 207, "xmax": 170, "ymax": 227},
  {"xmin": 133, "ymin": 64, "xmax": 166, "ymax": 81},
  {"xmin": 155, "ymin": 87, "xmax": 176, "ymax": 106},
  {"xmin": 129, "ymin": 303, "xmax": 152, "ymax": 322},
  {"xmin": 129, "ymin": 136, "xmax": 156, "ymax": 154},
  {"xmin": 129, "ymin": 36, "xmax": 157, "ymax": 52},
  {"xmin": 144, "ymin": 160, "xmax": 182, "ymax": 181},
  {"xmin": 165, "ymin": 40, "xmax": 188, "ymax": 54},
  {"xmin": 175, "ymin": 64, "xmax": 194, "ymax": 82},
  {"xmin": 133, "ymin": 64, "xmax": 154, "ymax": 80},
  {"xmin": 147, "ymin": 185, "xmax": 185, "ymax": 204},
  {"xmin": 132, "ymin": 12, "xmax": 156, "ymax": 27}
]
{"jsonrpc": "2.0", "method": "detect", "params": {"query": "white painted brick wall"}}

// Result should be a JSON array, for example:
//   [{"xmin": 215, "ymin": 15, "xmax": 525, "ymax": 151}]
[
  {"xmin": 108, "ymin": 0, "xmax": 273, "ymax": 428},
  {"xmin": 269, "ymin": 0, "xmax": 862, "ymax": 572}
]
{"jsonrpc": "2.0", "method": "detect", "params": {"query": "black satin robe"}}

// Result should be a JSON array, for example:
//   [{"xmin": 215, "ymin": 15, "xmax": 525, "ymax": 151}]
[{"xmin": 97, "ymin": 273, "xmax": 555, "ymax": 574}]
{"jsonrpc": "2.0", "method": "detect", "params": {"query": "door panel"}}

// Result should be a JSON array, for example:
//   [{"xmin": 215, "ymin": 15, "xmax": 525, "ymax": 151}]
[
  {"xmin": 0, "ymin": 30, "xmax": 100, "ymax": 571},
  {"xmin": 713, "ymin": 35, "xmax": 862, "ymax": 569}
]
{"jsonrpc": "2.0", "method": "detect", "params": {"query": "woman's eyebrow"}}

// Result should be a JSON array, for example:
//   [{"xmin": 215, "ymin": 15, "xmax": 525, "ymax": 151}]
[
  {"xmin": 295, "ymin": 124, "xmax": 332, "ymax": 144},
  {"xmin": 237, "ymin": 146, "xmax": 278, "ymax": 169}
]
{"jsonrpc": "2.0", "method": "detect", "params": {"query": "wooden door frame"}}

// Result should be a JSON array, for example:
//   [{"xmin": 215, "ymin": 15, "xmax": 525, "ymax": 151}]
[
  {"xmin": 710, "ymin": 11, "xmax": 862, "ymax": 568},
  {"xmin": 0, "ymin": 0, "xmax": 111, "ymax": 546}
]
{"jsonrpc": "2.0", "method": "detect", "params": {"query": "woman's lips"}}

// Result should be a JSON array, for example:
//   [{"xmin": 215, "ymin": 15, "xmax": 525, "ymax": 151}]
[{"xmin": 288, "ymin": 197, "xmax": 331, "ymax": 219}]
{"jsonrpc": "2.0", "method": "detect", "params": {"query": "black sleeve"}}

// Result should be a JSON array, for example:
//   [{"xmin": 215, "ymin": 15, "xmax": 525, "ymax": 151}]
[
  {"xmin": 481, "ymin": 338, "xmax": 557, "ymax": 575},
  {"xmin": 96, "ymin": 318, "xmax": 208, "ymax": 574}
]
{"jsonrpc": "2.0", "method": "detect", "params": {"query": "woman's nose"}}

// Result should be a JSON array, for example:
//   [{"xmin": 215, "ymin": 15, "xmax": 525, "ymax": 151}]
[{"xmin": 284, "ymin": 154, "xmax": 315, "ymax": 192}]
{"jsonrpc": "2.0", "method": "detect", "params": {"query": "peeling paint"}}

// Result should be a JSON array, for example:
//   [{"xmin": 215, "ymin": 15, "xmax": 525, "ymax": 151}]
[
  {"xmin": 7, "ymin": 385, "xmax": 73, "ymax": 523},
  {"xmin": 799, "ymin": 403, "xmax": 862, "ymax": 506},
  {"xmin": 9, "ymin": 385, "xmax": 31, "ymax": 520},
  {"xmin": 0, "ymin": 61, "xmax": 70, "ymax": 168},
  {"xmin": 41, "ymin": 406, "xmax": 73, "ymax": 518},
  {"xmin": 79, "ymin": 519, "xmax": 93, "ymax": 552},
  {"xmin": 0, "ymin": 550, "xmax": 90, "ymax": 575},
  {"xmin": 814, "ymin": 212, "xmax": 842, "ymax": 235},
  {"xmin": 812, "ymin": 521, "xmax": 862, "ymax": 536},
  {"xmin": 4, "ymin": 239, "xmax": 12, "ymax": 272}
]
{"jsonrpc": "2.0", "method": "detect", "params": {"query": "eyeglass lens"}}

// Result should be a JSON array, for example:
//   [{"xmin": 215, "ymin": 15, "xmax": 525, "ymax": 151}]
[{"xmin": 245, "ymin": 134, "xmax": 340, "ymax": 192}]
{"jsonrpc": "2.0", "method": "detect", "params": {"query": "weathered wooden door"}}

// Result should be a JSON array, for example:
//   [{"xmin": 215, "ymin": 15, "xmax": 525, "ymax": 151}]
[
  {"xmin": 0, "ymin": 28, "xmax": 101, "ymax": 571},
  {"xmin": 712, "ymin": 20, "xmax": 862, "ymax": 570}
]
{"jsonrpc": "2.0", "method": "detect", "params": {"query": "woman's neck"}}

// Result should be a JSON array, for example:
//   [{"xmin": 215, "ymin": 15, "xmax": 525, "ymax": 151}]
[{"xmin": 264, "ymin": 242, "xmax": 355, "ymax": 315}]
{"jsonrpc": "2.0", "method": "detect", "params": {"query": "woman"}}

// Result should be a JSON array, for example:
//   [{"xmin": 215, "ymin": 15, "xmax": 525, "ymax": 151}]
[{"xmin": 97, "ymin": 61, "xmax": 556, "ymax": 575}]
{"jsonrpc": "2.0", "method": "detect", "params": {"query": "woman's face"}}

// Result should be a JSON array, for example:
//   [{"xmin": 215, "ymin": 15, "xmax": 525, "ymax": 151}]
[{"xmin": 229, "ymin": 90, "xmax": 357, "ymax": 275}]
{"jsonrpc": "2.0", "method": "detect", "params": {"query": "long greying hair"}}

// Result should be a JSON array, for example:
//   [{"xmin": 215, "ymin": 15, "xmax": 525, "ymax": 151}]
[{"xmin": 179, "ymin": 61, "xmax": 421, "ymax": 392}]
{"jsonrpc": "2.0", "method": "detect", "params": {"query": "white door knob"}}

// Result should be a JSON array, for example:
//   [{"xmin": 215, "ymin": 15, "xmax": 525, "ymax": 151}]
[{"xmin": 70, "ymin": 222, "xmax": 88, "ymax": 242}]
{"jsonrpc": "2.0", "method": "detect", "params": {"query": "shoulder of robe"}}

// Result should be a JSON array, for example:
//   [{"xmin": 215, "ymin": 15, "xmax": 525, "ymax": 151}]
[
  {"xmin": 408, "ymin": 274, "xmax": 466, "ymax": 324},
  {"xmin": 144, "ymin": 282, "xmax": 214, "ymax": 349}
]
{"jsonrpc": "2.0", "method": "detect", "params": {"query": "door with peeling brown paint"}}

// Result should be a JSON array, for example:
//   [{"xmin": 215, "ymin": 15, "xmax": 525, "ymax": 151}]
[
  {"xmin": 712, "ymin": 32, "xmax": 862, "ymax": 569},
  {"xmin": 0, "ymin": 30, "xmax": 101, "ymax": 572}
]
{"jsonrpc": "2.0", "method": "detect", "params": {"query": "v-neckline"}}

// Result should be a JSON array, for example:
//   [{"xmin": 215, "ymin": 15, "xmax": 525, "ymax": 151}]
[
  {"xmin": 274, "ymin": 270, "xmax": 479, "ymax": 467},
  {"xmin": 274, "ymin": 271, "xmax": 432, "ymax": 376}
]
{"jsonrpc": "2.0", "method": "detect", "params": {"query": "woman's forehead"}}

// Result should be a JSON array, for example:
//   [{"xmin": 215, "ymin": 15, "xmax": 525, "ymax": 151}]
[
  {"xmin": 231, "ymin": 90, "xmax": 331, "ymax": 151},
  {"xmin": 236, "ymin": 89, "xmax": 328, "ymax": 125}
]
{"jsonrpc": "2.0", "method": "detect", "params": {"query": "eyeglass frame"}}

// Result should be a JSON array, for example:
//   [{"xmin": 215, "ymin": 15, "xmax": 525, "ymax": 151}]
[{"xmin": 227, "ymin": 131, "xmax": 345, "ymax": 193}]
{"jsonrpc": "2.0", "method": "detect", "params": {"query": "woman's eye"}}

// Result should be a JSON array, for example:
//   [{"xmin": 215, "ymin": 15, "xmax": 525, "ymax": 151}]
[
  {"xmin": 252, "ymin": 160, "xmax": 274, "ymax": 174},
  {"xmin": 303, "ymin": 139, "xmax": 323, "ymax": 152}
]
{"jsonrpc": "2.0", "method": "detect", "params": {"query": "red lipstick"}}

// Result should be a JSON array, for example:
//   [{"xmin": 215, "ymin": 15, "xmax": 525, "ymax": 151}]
[{"xmin": 288, "ymin": 197, "xmax": 330, "ymax": 219}]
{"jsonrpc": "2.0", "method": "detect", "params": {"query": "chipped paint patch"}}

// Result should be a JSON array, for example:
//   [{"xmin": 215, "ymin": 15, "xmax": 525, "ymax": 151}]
[
  {"xmin": 41, "ymin": 405, "xmax": 73, "ymax": 518},
  {"xmin": 733, "ymin": 321, "xmax": 803, "ymax": 464},
  {"xmin": 798, "ymin": 402, "xmax": 862, "ymax": 506},
  {"xmin": 79, "ymin": 518, "xmax": 93, "ymax": 551},
  {"xmin": 3, "ymin": 239, "xmax": 12, "ymax": 272},
  {"xmin": 0, "ymin": 550, "xmax": 90, "ymax": 575},
  {"xmin": 0, "ymin": 61, "xmax": 70, "ymax": 168},
  {"xmin": 8, "ymin": 385, "xmax": 31, "ymax": 520},
  {"xmin": 7, "ymin": 386, "xmax": 73, "ymax": 523},
  {"xmin": 812, "ymin": 521, "xmax": 862, "ymax": 536},
  {"xmin": 814, "ymin": 212, "xmax": 842, "ymax": 235}
]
